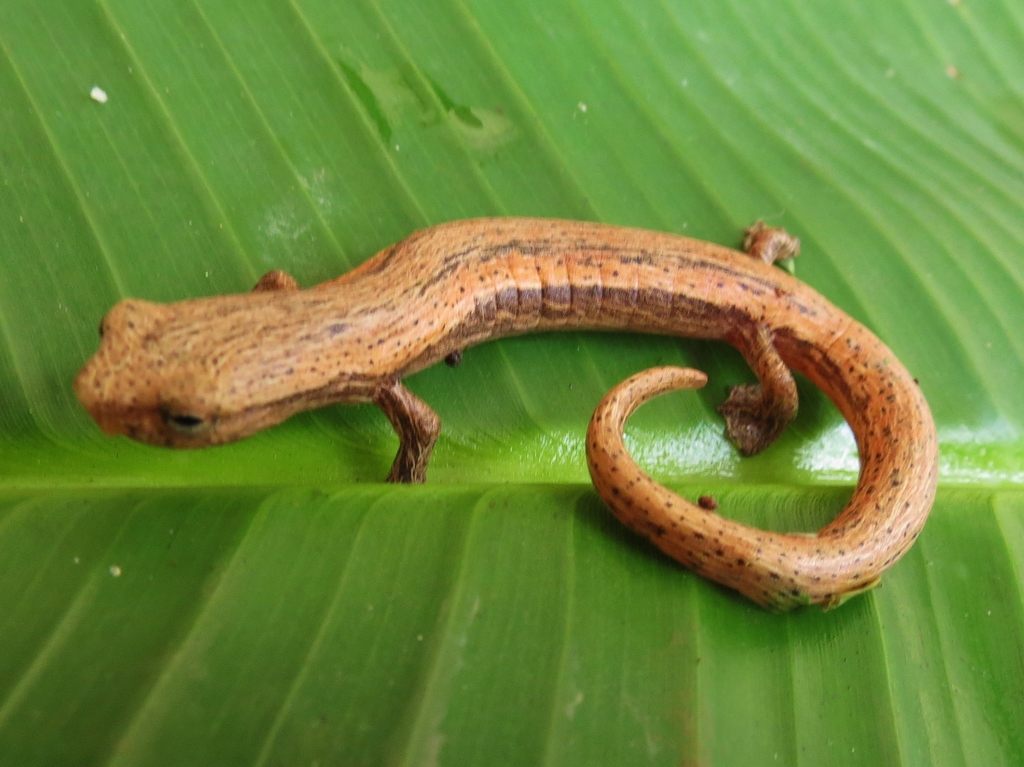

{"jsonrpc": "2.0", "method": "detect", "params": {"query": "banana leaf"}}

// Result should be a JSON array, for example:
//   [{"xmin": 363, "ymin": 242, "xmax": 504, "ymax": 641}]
[{"xmin": 1, "ymin": 0, "xmax": 1022, "ymax": 764}]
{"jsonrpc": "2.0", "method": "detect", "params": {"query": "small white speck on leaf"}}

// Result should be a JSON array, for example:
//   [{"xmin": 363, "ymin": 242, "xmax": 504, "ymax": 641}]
[
  {"xmin": 90, "ymin": 86, "xmax": 108, "ymax": 104},
  {"xmin": 109, "ymin": 565, "xmax": 122, "ymax": 577},
  {"xmin": 73, "ymin": 556, "xmax": 80, "ymax": 565},
  {"xmin": 946, "ymin": 64, "xmax": 961, "ymax": 79},
  {"xmin": 577, "ymin": 101, "xmax": 588, "ymax": 113},
  {"xmin": 565, "ymin": 691, "xmax": 585, "ymax": 719}
]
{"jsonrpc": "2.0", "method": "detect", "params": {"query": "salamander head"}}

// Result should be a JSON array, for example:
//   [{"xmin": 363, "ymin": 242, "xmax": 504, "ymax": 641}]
[{"xmin": 74, "ymin": 294, "xmax": 381, "ymax": 448}]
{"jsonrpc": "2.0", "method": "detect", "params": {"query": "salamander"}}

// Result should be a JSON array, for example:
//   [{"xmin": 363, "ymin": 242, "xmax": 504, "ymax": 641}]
[{"xmin": 74, "ymin": 217, "xmax": 938, "ymax": 610}]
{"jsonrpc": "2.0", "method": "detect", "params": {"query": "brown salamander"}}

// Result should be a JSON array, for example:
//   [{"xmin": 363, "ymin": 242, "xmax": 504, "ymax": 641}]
[{"xmin": 74, "ymin": 218, "xmax": 938, "ymax": 610}]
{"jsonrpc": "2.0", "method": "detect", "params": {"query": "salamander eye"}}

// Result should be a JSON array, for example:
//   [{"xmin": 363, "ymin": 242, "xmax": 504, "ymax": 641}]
[{"xmin": 163, "ymin": 411, "xmax": 206, "ymax": 434}]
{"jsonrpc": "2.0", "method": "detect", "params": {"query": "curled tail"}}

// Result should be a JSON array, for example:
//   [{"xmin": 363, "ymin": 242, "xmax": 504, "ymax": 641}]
[{"xmin": 586, "ymin": 366, "xmax": 936, "ymax": 611}]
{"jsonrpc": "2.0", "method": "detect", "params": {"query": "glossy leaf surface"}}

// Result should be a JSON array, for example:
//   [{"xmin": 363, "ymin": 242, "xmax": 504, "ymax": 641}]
[{"xmin": 1, "ymin": 0, "xmax": 1022, "ymax": 764}]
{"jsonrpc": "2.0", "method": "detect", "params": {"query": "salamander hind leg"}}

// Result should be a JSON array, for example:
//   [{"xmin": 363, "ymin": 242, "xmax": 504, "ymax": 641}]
[
  {"xmin": 742, "ymin": 221, "xmax": 800, "ymax": 265},
  {"xmin": 373, "ymin": 380, "xmax": 441, "ymax": 483},
  {"xmin": 718, "ymin": 324, "xmax": 798, "ymax": 456}
]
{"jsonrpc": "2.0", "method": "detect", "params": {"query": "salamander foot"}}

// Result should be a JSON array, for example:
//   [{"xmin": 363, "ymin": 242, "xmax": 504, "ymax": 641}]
[{"xmin": 717, "ymin": 383, "xmax": 791, "ymax": 456}]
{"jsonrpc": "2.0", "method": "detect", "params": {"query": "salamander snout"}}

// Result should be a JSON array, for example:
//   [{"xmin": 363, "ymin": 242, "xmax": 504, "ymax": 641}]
[{"xmin": 75, "ymin": 299, "xmax": 191, "ymax": 442}]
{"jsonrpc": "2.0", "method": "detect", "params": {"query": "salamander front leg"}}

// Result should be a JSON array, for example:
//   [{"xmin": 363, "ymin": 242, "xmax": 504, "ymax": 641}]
[
  {"xmin": 373, "ymin": 380, "xmax": 441, "ymax": 483},
  {"xmin": 719, "ymin": 324, "xmax": 798, "ymax": 456},
  {"xmin": 253, "ymin": 270, "xmax": 300, "ymax": 292}
]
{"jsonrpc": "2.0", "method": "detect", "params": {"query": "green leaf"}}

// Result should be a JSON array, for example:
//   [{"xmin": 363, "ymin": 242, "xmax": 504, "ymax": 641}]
[{"xmin": 1, "ymin": 0, "xmax": 1023, "ymax": 765}]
